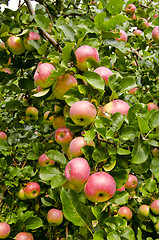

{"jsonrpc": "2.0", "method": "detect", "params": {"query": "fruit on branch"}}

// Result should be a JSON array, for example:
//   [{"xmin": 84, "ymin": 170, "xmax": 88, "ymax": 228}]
[
  {"xmin": 24, "ymin": 182, "xmax": 40, "ymax": 199},
  {"xmin": 38, "ymin": 153, "xmax": 55, "ymax": 167},
  {"xmin": 147, "ymin": 102, "xmax": 159, "ymax": 111},
  {"xmin": 152, "ymin": 148, "xmax": 159, "ymax": 157},
  {"xmin": 47, "ymin": 209, "xmax": 63, "ymax": 226},
  {"xmin": 154, "ymin": 13, "xmax": 158, "ymax": 18},
  {"xmin": 152, "ymin": 26, "xmax": 159, "ymax": 44},
  {"xmin": 0, "ymin": 222, "xmax": 10, "ymax": 239},
  {"xmin": 84, "ymin": 172, "xmax": 116, "ymax": 203},
  {"xmin": 0, "ymin": 131, "xmax": 7, "ymax": 140},
  {"xmin": 62, "ymin": 181, "xmax": 83, "ymax": 193},
  {"xmin": 15, "ymin": 232, "xmax": 34, "ymax": 240},
  {"xmin": 64, "ymin": 157, "xmax": 90, "ymax": 186},
  {"xmin": 70, "ymin": 100, "xmax": 97, "ymax": 126},
  {"xmin": 94, "ymin": 67, "xmax": 113, "ymax": 86},
  {"xmin": 103, "ymin": 100, "xmax": 130, "ymax": 117},
  {"xmin": 0, "ymin": 68, "xmax": 11, "ymax": 74},
  {"xmin": 116, "ymin": 185, "xmax": 125, "ymax": 192},
  {"xmin": 23, "ymin": 31, "xmax": 41, "ymax": 51},
  {"xmin": 75, "ymin": 45, "xmax": 99, "ymax": 71},
  {"xmin": 129, "ymin": 87, "xmax": 139, "ymax": 95},
  {"xmin": 34, "ymin": 62, "xmax": 56, "ymax": 88},
  {"xmin": 151, "ymin": 199, "xmax": 159, "ymax": 215},
  {"xmin": 7, "ymin": 35, "xmax": 25, "ymax": 55},
  {"xmin": 52, "ymin": 115, "xmax": 66, "ymax": 129},
  {"xmin": 138, "ymin": 204, "xmax": 150, "ymax": 218},
  {"xmin": 52, "ymin": 73, "xmax": 78, "ymax": 100},
  {"xmin": 125, "ymin": 4, "xmax": 136, "ymax": 15},
  {"xmin": 16, "ymin": 188, "xmax": 27, "ymax": 200},
  {"xmin": 115, "ymin": 30, "xmax": 127, "ymax": 43},
  {"xmin": 124, "ymin": 174, "xmax": 138, "ymax": 192},
  {"xmin": 138, "ymin": 18, "xmax": 152, "ymax": 30},
  {"xmin": 25, "ymin": 106, "xmax": 38, "ymax": 122},
  {"xmin": 133, "ymin": 30, "xmax": 143, "ymax": 36},
  {"xmin": 55, "ymin": 127, "xmax": 74, "ymax": 146},
  {"xmin": 118, "ymin": 206, "xmax": 133, "ymax": 221}
]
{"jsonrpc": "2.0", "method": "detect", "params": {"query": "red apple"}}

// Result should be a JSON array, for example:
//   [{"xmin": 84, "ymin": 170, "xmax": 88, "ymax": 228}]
[
  {"xmin": 152, "ymin": 26, "xmax": 159, "ymax": 44},
  {"xmin": 23, "ymin": 31, "xmax": 41, "ymax": 51},
  {"xmin": 84, "ymin": 172, "xmax": 116, "ymax": 203},
  {"xmin": 116, "ymin": 185, "xmax": 125, "ymax": 192},
  {"xmin": 34, "ymin": 62, "xmax": 56, "ymax": 88},
  {"xmin": 151, "ymin": 199, "xmax": 159, "ymax": 215},
  {"xmin": 147, "ymin": 102, "xmax": 159, "ymax": 111},
  {"xmin": 70, "ymin": 100, "xmax": 96, "ymax": 126},
  {"xmin": 124, "ymin": 174, "xmax": 138, "ymax": 192},
  {"xmin": 55, "ymin": 127, "xmax": 74, "ymax": 146},
  {"xmin": 103, "ymin": 100, "xmax": 130, "ymax": 117},
  {"xmin": 131, "ymin": 13, "xmax": 137, "ymax": 20},
  {"xmin": 115, "ymin": 30, "xmax": 127, "ymax": 43},
  {"xmin": 24, "ymin": 182, "xmax": 40, "ymax": 199},
  {"xmin": 47, "ymin": 209, "xmax": 63, "ymax": 226},
  {"xmin": 25, "ymin": 106, "xmax": 38, "ymax": 122},
  {"xmin": 118, "ymin": 206, "xmax": 133, "ymax": 221},
  {"xmin": 15, "ymin": 232, "xmax": 34, "ymax": 240},
  {"xmin": 16, "ymin": 188, "xmax": 27, "ymax": 200},
  {"xmin": 7, "ymin": 35, "xmax": 25, "ymax": 55},
  {"xmin": 94, "ymin": 67, "xmax": 113, "ymax": 86},
  {"xmin": 125, "ymin": 4, "xmax": 136, "ymax": 15},
  {"xmin": 52, "ymin": 73, "xmax": 78, "ymax": 100},
  {"xmin": 38, "ymin": 153, "xmax": 55, "ymax": 167},
  {"xmin": 133, "ymin": 30, "xmax": 143, "ymax": 36},
  {"xmin": 0, "ymin": 223, "xmax": 10, "ymax": 239},
  {"xmin": 75, "ymin": 45, "xmax": 99, "ymax": 71},
  {"xmin": 0, "ymin": 131, "xmax": 7, "ymax": 140},
  {"xmin": 129, "ymin": 87, "xmax": 139, "ymax": 95},
  {"xmin": 64, "ymin": 157, "xmax": 90, "ymax": 186},
  {"xmin": 139, "ymin": 204, "xmax": 150, "ymax": 218},
  {"xmin": 52, "ymin": 115, "xmax": 66, "ymax": 129}
]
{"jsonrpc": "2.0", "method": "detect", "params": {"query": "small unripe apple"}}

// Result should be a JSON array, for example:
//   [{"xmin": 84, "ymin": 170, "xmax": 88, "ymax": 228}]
[
  {"xmin": 0, "ymin": 222, "xmax": 10, "ymax": 239},
  {"xmin": 152, "ymin": 26, "xmax": 159, "ymax": 44},
  {"xmin": 124, "ymin": 174, "xmax": 138, "ymax": 192},
  {"xmin": 103, "ymin": 100, "xmax": 130, "ymax": 117},
  {"xmin": 64, "ymin": 157, "xmax": 90, "ymax": 186},
  {"xmin": 115, "ymin": 30, "xmax": 127, "ymax": 43},
  {"xmin": 7, "ymin": 35, "xmax": 25, "ymax": 55},
  {"xmin": 133, "ymin": 30, "xmax": 143, "ymax": 36},
  {"xmin": 16, "ymin": 188, "xmax": 27, "ymax": 200},
  {"xmin": 155, "ymin": 222, "xmax": 159, "ymax": 232},
  {"xmin": 139, "ymin": 204, "xmax": 150, "ymax": 218},
  {"xmin": 55, "ymin": 127, "xmax": 74, "ymax": 146},
  {"xmin": 23, "ymin": 31, "xmax": 41, "ymax": 51},
  {"xmin": 125, "ymin": 4, "xmax": 136, "ymax": 15},
  {"xmin": 24, "ymin": 182, "xmax": 40, "ymax": 199},
  {"xmin": 147, "ymin": 102, "xmax": 159, "ymax": 111},
  {"xmin": 94, "ymin": 67, "xmax": 113, "ymax": 86},
  {"xmin": 138, "ymin": 18, "xmax": 151, "ymax": 30},
  {"xmin": 116, "ymin": 185, "xmax": 125, "ymax": 192},
  {"xmin": 75, "ymin": 45, "xmax": 99, "ymax": 71},
  {"xmin": 118, "ymin": 206, "xmax": 133, "ymax": 221},
  {"xmin": 0, "ymin": 132, "xmax": 7, "ymax": 140},
  {"xmin": 129, "ymin": 87, "xmax": 139, "ymax": 95},
  {"xmin": 47, "ymin": 209, "xmax": 63, "ymax": 226},
  {"xmin": 38, "ymin": 153, "xmax": 55, "ymax": 167},
  {"xmin": 25, "ymin": 106, "xmax": 38, "ymax": 122},
  {"xmin": 151, "ymin": 199, "xmax": 159, "ymax": 215},
  {"xmin": 152, "ymin": 148, "xmax": 159, "ymax": 157},
  {"xmin": 70, "ymin": 100, "xmax": 97, "ymax": 126},
  {"xmin": 0, "ymin": 68, "xmax": 11, "ymax": 74},
  {"xmin": 84, "ymin": 172, "xmax": 116, "ymax": 203},
  {"xmin": 52, "ymin": 115, "xmax": 66, "ymax": 129},
  {"xmin": 15, "ymin": 232, "xmax": 34, "ymax": 240}
]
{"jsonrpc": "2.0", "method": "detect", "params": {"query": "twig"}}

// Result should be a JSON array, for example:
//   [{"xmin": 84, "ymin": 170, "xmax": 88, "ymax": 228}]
[
  {"xmin": 42, "ymin": 131, "xmax": 55, "ymax": 144},
  {"xmin": 131, "ymin": 47, "xmax": 144, "ymax": 60}
]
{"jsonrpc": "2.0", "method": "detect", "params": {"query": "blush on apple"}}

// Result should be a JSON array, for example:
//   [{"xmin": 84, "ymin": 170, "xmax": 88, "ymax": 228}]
[
  {"xmin": 16, "ymin": 188, "xmax": 27, "ymax": 200},
  {"xmin": 151, "ymin": 199, "xmax": 159, "ymax": 215},
  {"xmin": 94, "ymin": 67, "xmax": 113, "ymax": 86},
  {"xmin": 38, "ymin": 153, "xmax": 55, "ymax": 167},
  {"xmin": 133, "ymin": 30, "xmax": 143, "ymax": 36},
  {"xmin": 125, "ymin": 4, "xmax": 136, "ymax": 15},
  {"xmin": 129, "ymin": 87, "xmax": 139, "ymax": 95},
  {"xmin": 0, "ymin": 131, "xmax": 7, "ymax": 140},
  {"xmin": 116, "ymin": 185, "xmax": 125, "ymax": 192},
  {"xmin": 25, "ymin": 106, "xmax": 38, "ymax": 122},
  {"xmin": 7, "ymin": 35, "xmax": 25, "ymax": 55},
  {"xmin": 138, "ymin": 204, "xmax": 150, "ymax": 218},
  {"xmin": 15, "ymin": 232, "xmax": 34, "ymax": 240},
  {"xmin": 24, "ymin": 182, "xmax": 40, "ymax": 199},
  {"xmin": 84, "ymin": 172, "xmax": 116, "ymax": 203},
  {"xmin": 152, "ymin": 26, "xmax": 159, "ymax": 44},
  {"xmin": 47, "ymin": 209, "xmax": 63, "ymax": 226},
  {"xmin": 124, "ymin": 174, "xmax": 138, "ymax": 192},
  {"xmin": 23, "ymin": 31, "xmax": 41, "ymax": 51},
  {"xmin": 0, "ymin": 68, "xmax": 11, "ymax": 74},
  {"xmin": 115, "ymin": 30, "xmax": 127, "ymax": 43},
  {"xmin": 0, "ymin": 222, "xmax": 10, "ymax": 239},
  {"xmin": 103, "ymin": 99, "xmax": 130, "ymax": 117},
  {"xmin": 55, "ymin": 127, "xmax": 74, "ymax": 146},
  {"xmin": 147, "ymin": 102, "xmax": 159, "ymax": 111},
  {"xmin": 118, "ymin": 206, "xmax": 133, "ymax": 221}
]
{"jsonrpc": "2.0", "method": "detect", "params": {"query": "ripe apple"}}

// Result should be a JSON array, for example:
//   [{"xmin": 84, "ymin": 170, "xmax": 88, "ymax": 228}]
[
  {"xmin": 55, "ymin": 127, "xmax": 74, "ymax": 146},
  {"xmin": 139, "ymin": 204, "xmax": 150, "ymax": 218},
  {"xmin": 133, "ymin": 30, "xmax": 143, "ymax": 36},
  {"xmin": 118, "ymin": 206, "xmax": 133, "ymax": 221},
  {"xmin": 0, "ymin": 131, "xmax": 7, "ymax": 140},
  {"xmin": 47, "ymin": 209, "xmax": 63, "ymax": 226},
  {"xmin": 70, "ymin": 100, "xmax": 97, "ymax": 126},
  {"xmin": 64, "ymin": 157, "xmax": 90, "ymax": 186},
  {"xmin": 38, "ymin": 153, "xmax": 55, "ymax": 167},
  {"xmin": 129, "ymin": 87, "xmax": 139, "ymax": 95},
  {"xmin": 147, "ymin": 102, "xmax": 159, "ymax": 111},
  {"xmin": 16, "ymin": 188, "xmax": 27, "ymax": 200},
  {"xmin": 15, "ymin": 232, "xmax": 34, "ymax": 240},
  {"xmin": 93, "ymin": 67, "xmax": 113, "ymax": 86},
  {"xmin": 84, "ymin": 172, "xmax": 116, "ymax": 203},
  {"xmin": 151, "ymin": 199, "xmax": 159, "ymax": 215},
  {"xmin": 23, "ymin": 31, "xmax": 41, "ymax": 51},
  {"xmin": 124, "ymin": 174, "xmax": 138, "ymax": 192},
  {"xmin": 125, "ymin": 4, "xmax": 136, "ymax": 15},
  {"xmin": 7, "ymin": 35, "xmax": 25, "ymax": 55},
  {"xmin": 75, "ymin": 45, "xmax": 99, "ymax": 71},
  {"xmin": 0, "ymin": 222, "xmax": 10, "ymax": 239},
  {"xmin": 116, "ymin": 185, "xmax": 125, "ymax": 192},
  {"xmin": 52, "ymin": 73, "xmax": 78, "ymax": 100},
  {"xmin": 103, "ymin": 100, "xmax": 130, "ymax": 117},
  {"xmin": 68, "ymin": 136, "xmax": 95, "ymax": 159},
  {"xmin": 52, "ymin": 115, "xmax": 66, "ymax": 129},
  {"xmin": 115, "ymin": 30, "xmax": 127, "ymax": 43},
  {"xmin": 24, "ymin": 182, "xmax": 40, "ymax": 199},
  {"xmin": 34, "ymin": 62, "xmax": 56, "ymax": 88},
  {"xmin": 25, "ymin": 106, "xmax": 38, "ymax": 122},
  {"xmin": 152, "ymin": 26, "xmax": 159, "ymax": 44}
]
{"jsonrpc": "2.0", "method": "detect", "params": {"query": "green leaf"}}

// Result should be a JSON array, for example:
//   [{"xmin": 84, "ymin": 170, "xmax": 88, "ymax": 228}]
[
  {"xmin": 64, "ymin": 88, "xmax": 82, "ymax": 106},
  {"xmin": 33, "ymin": 88, "xmax": 50, "ymax": 98},
  {"xmin": 112, "ymin": 191, "xmax": 129, "ymax": 205},
  {"xmin": 102, "ymin": 15, "xmax": 129, "ymax": 31},
  {"xmin": 47, "ymin": 150, "xmax": 67, "ymax": 164},
  {"xmin": 93, "ymin": 230, "xmax": 106, "ymax": 240},
  {"xmin": 51, "ymin": 174, "xmax": 66, "ymax": 188},
  {"xmin": 25, "ymin": 217, "xmax": 43, "ymax": 230},
  {"xmin": 94, "ymin": 12, "xmax": 106, "ymax": 30},
  {"xmin": 62, "ymin": 42, "xmax": 74, "ymax": 64},
  {"xmin": 120, "ymin": 226, "xmax": 136, "ymax": 240},
  {"xmin": 39, "ymin": 166, "xmax": 61, "ymax": 181},
  {"xmin": 27, "ymin": 152, "xmax": 38, "ymax": 160},
  {"xmin": 82, "ymin": 71, "xmax": 105, "ymax": 91},
  {"xmin": 117, "ymin": 147, "xmax": 131, "ymax": 155},
  {"xmin": 149, "ymin": 111, "xmax": 159, "ymax": 129},
  {"xmin": 92, "ymin": 146, "xmax": 109, "ymax": 162},
  {"xmin": 111, "ymin": 170, "xmax": 128, "ymax": 189},
  {"xmin": 111, "ymin": 113, "xmax": 125, "ymax": 131},
  {"xmin": 151, "ymin": 157, "xmax": 159, "ymax": 182},
  {"xmin": 120, "ymin": 127, "xmax": 137, "ymax": 140},
  {"xmin": 104, "ymin": 216, "xmax": 127, "ymax": 232},
  {"xmin": 107, "ymin": 231, "xmax": 121, "ymax": 240},
  {"xmin": 34, "ymin": 14, "xmax": 52, "ymax": 31},
  {"xmin": 137, "ymin": 116, "xmax": 150, "ymax": 134},
  {"xmin": 145, "ymin": 178, "xmax": 157, "ymax": 193},
  {"xmin": 59, "ymin": 25, "xmax": 75, "ymax": 41},
  {"xmin": 107, "ymin": 0, "xmax": 124, "ymax": 15},
  {"xmin": 83, "ymin": 128, "xmax": 96, "ymax": 142},
  {"xmin": 131, "ymin": 142, "xmax": 150, "ymax": 164}
]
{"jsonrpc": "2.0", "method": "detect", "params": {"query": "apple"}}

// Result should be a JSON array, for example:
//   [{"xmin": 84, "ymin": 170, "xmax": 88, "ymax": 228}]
[
  {"xmin": 23, "ymin": 31, "xmax": 41, "ymax": 51},
  {"xmin": 125, "ymin": 4, "xmax": 136, "ymax": 15},
  {"xmin": 15, "ymin": 232, "xmax": 34, "ymax": 240},
  {"xmin": 84, "ymin": 172, "xmax": 116, "ymax": 203},
  {"xmin": 115, "ymin": 30, "xmax": 127, "ymax": 43},
  {"xmin": 16, "ymin": 188, "xmax": 27, "ymax": 200},
  {"xmin": 70, "ymin": 100, "xmax": 97, "ymax": 126},
  {"xmin": 52, "ymin": 73, "xmax": 78, "ymax": 100},
  {"xmin": 25, "ymin": 106, "xmax": 38, "ymax": 122},
  {"xmin": 131, "ymin": 13, "xmax": 137, "ymax": 20},
  {"xmin": 103, "ymin": 100, "xmax": 130, "ymax": 117},
  {"xmin": 154, "ymin": 13, "xmax": 158, "ymax": 18},
  {"xmin": 62, "ymin": 181, "xmax": 83, "ymax": 193},
  {"xmin": 52, "ymin": 115, "xmax": 66, "ymax": 129},
  {"xmin": 34, "ymin": 62, "xmax": 56, "ymax": 88},
  {"xmin": 0, "ymin": 41, "xmax": 5, "ymax": 49},
  {"xmin": 118, "ymin": 206, "xmax": 133, "ymax": 221},
  {"xmin": 0, "ymin": 132, "xmax": 7, "ymax": 140},
  {"xmin": 138, "ymin": 18, "xmax": 152, "ymax": 30},
  {"xmin": 68, "ymin": 136, "xmax": 95, "ymax": 159},
  {"xmin": 138, "ymin": 204, "xmax": 150, "ymax": 218},
  {"xmin": 38, "ymin": 153, "xmax": 55, "ymax": 167},
  {"xmin": 133, "ymin": 30, "xmax": 143, "ymax": 36},
  {"xmin": 129, "ymin": 87, "xmax": 139, "ymax": 95},
  {"xmin": 152, "ymin": 148, "xmax": 159, "ymax": 157},
  {"xmin": 24, "ymin": 182, "xmax": 40, "ymax": 199},
  {"xmin": 151, "ymin": 199, "xmax": 159, "ymax": 215},
  {"xmin": 0, "ymin": 68, "xmax": 11, "ymax": 74},
  {"xmin": 152, "ymin": 26, "xmax": 159, "ymax": 44},
  {"xmin": 47, "ymin": 209, "xmax": 63, "ymax": 226},
  {"xmin": 124, "ymin": 174, "xmax": 138, "ymax": 192},
  {"xmin": 155, "ymin": 222, "xmax": 159, "ymax": 232},
  {"xmin": 64, "ymin": 157, "xmax": 90, "ymax": 186},
  {"xmin": 147, "ymin": 102, "xmax": 159, "ymax": 111},
  {"xmin": 116, "ymin": 185, "xmax": 125, "ymax": 192},
  {"xmin": 0, "ymin": 223, "xmax": 10, "ymax": 239},
  {"xmin": 55, "ymin": 127, "xmax": 74, "ymax": 146},
  {"xmin": 75, "ymin": 45, "xmax": 99, "ymax": 71},
  {"xmin": 7, "ymin": 35, "xmax": 25, "ymax": 55},
  {"xmin": 93, "ymin": 67, "xmax": 113, "ymax": 86}
]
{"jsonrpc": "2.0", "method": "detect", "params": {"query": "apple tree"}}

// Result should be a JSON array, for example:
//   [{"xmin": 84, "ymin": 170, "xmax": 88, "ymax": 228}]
[{"xmin": 0, "ymin": 0, "xmax": 159, "ymax": 239}]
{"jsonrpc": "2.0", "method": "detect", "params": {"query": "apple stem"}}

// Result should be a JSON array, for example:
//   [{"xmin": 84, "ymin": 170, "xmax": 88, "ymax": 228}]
[{"xmin": 42, "ymin": 131, "xmax": 55, "ymax": 144}]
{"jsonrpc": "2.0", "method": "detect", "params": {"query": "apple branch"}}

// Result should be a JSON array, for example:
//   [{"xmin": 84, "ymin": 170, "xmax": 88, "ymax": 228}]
[
  {"xmin": 131, "ymin": 47, "xmax": 144, "ymax": 60},
  {"xmin": 24, "ymin": 0, "xmax": 63, "ymax": 52}
]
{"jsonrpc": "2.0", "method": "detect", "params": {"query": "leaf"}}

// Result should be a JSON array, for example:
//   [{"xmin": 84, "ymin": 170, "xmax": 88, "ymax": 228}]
[
  {"xmin": 149, "ymin": 111, "xmax": 159, "ymax": 129},
  {"xmin": 33, "ymin": 88, "xmax": 50, "ymax": 98},
  {"xmin": 137, "ymin": 116, "xmax": 150, "ymax": 133},
  {"xmin": 102, "ymin": 15, "xmax": 129, "ymax": 31},
  {"xmin": 94, "ymin": 12, "xmax": 106, "ymax": 30},
  {"xmin": 59, "ymin": 25, "xmax": 75, "ymax": 41},
  {"xmin": 111, "ymin": 170, "xmax": 128, "ymax": 189},
  {"xmin": 120, "ymin": 226, "xmax": 136, "ymax": 240},
  {"xmin": 112, "ymin": 191, "xmax": 129, "ymax": 205},
  {"xmin": 27, "ymin": 152, "xmax": 38, "ymax": 160},
  {"xmin": 120, "ymin": 127, "xmax": 137, "ymax": 140},
  {"xmin": 82, "ymin": 71, "xmax": 105, "ymax": 91},
  {"xmin": 104, "ymin": 216, "xmax": 127, "ymax": 232},
  {"xmin": 39, "ymin": 166, "xmax": 61, "ymax": 181},
  {"xmin": 47, "ymin": 150, "xmax": 67, "ymax": 164},
  {"xmin": 107, "ymin": 0, "xmax": 124, "ymax": 15},
  {"xmin": 62, "ymin": 42, "xmax": 74, "ymax": 64},
  {"xmin": 117, "ymin": 147, "xmax": 131, "ymax": 155},
  {"xmin": 111, "ymin": 112, "xmax": 125, "ymax": 131},
  {"xmin": 25, "ymin": 217, "xmax": 43, "ymax": 230},
  {"xmin": 34, "ymin": 14, "xmax": 52, "ymax": 31},
  {"xmin": 107, "ymin": 231, "xmax": 121, "ymax": 240},
  {"xmin": 93, "ymin": 230, "xmax": 106, "ymax": 240},
  {"xmin": 92, "ymin": 146, "xmax": 109, "ymax": 162},
  {"xmin": 51, "ymin": 174, "xmax": 66, "ymax": 188},
  {"xmin": 131, "ymin": 142, "xmax": 150, "ymax": 164},
  {"xmin": 151, "ymin": 157, "xmax": 159, "ymax": 182}
]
